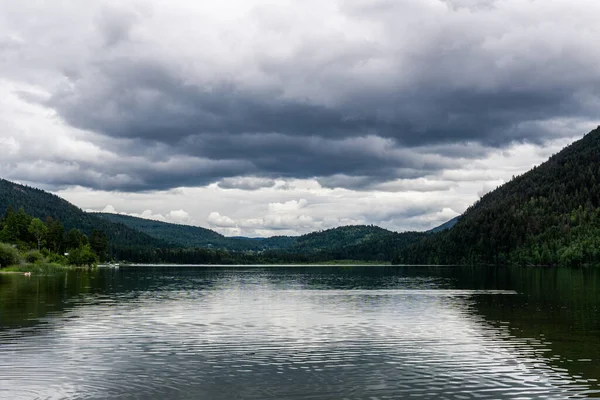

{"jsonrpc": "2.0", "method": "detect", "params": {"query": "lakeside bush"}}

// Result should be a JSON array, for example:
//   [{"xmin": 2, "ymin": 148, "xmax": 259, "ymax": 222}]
[
  {"xmin": 68, "ymin": 245, "xmax": 98, "ymax": 267},
  {"xmin": 0, "ymin": 239, "xmax": 99, "ymax": 271},
  {"xmin": 0, "ymin": 243, "xmax": 21, "ymax": 268},
  {"xmin": 46, "ymin": 252, "xmax": 68, "ymax": 264},
  {"xmin": 24, "ymin": 250, "xmax": 44, "ymax": 264}
]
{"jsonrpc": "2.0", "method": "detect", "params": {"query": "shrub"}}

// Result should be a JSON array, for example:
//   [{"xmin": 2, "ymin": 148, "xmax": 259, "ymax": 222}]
[
  {"xmin": 68, "ymin": 245, "xmax": 98, "ymax": 267},
  {"xmin": 46, "ymin": 252, "xmax": 67, "ymax": 265},
  {"xmin": 25, "ymin": 250, "xmax": 44, "ymax": 264},
  {"xmin": 0, "ymin": 243, "xmax": 21, "ymax": 268}
]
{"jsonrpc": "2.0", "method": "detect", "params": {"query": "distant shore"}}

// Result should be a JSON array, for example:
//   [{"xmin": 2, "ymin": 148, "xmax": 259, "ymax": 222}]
[{"xmin": 118, "ymin": 261, "xmax": 392, "ymax": 267}]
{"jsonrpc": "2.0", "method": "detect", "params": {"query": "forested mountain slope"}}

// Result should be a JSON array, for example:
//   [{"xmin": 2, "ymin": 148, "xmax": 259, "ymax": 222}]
[
  {"xmin": 290, "ymin": 225, "xmax": 395, "ymax": 253},
  {"xmin": 95, "ymin": 212, "xmax": 297, "ymax": 251},
  {"xmin": 96, "ymin": 212, "xmax": 225, "ymax": 247},
  {"xmin": 395, "ymin": 127, "xmax": 600, "ymax": 266},
  {"xmin": 0, "ymin": 179, "xmax": 168, "ymax": 249},
  {"xmin": 96, "ymin": 211, "xmax": 429, "ymax": 260},
  {"xmin": 299, "ymin": 229, "xmax": 425, "ymax": 262}
]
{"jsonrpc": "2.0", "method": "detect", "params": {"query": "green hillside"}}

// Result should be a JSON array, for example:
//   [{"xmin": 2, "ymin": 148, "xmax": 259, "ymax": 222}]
[
  {"xmin": 0, "ymin": 179, "xmax": 168, "ymax": 250},
  {"xmin": 95, "ymin": 212, "xmax": 297, "ymax": 251},
  {"xmin": 95, "ymin": 212, "xmax": 225, "ymax": 247},
  {"xmin": 95, "ymin": 213, "xmax": 414, "ymax": 256},
  {"xmin": 93, "ymin": 214, "xmax": 427, "ymax": 262},
  {"xmin": 395, "ymin": 127, "xmax": 600, "ymax": 266},
  {"xmin": 289, "ymin": 225, "xmax": 394, "ymax": 253},
  {"xmin": 290, "ymin": 228, "xmax": 425, "ymax": 262}
]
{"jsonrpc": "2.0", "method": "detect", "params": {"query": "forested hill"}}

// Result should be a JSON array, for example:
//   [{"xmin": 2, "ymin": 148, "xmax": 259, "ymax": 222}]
[
  {"xmin": 283, "ymin": 226, "xmax": 425, "ymax": 262},
  {"xmin": 395, "ymin": 127, "xmax": 600, "ymax": 266},
  {"xmin": 95, "ymin": 213, "xmax": 426, "ymax": 256},
  {"xmin": 0, "ymin": 179, "xmax": 168, "ymax": 249},
  {"xmin": 95, "ymin": 212, "xmax": 225, "ymax": 247},
  {"xmin": 95, "ymin": 212, "xmax": 297, "ymax": 251},
  {"xmin": 290, "ymin": 225, "xmax": 395, "ymax": 253}
]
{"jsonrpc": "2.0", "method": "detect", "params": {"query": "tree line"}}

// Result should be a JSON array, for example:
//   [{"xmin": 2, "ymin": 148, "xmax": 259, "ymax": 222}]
[{"xmin": 0, "ymin": 206, "xmax": 109, "ymax": 268}]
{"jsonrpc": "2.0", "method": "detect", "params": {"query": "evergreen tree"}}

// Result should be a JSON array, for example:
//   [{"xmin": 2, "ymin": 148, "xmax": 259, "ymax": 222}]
[
  {"xmin": 89, "ymin": 229, "xmax": 108, "ymax": 262},
  {"xmin": 45, "ymin": 217, "xmax": 64, "ymax": 253},
  {"xmin": 65, "ymin": 229, "xmax": 88, "ymax": 251}
]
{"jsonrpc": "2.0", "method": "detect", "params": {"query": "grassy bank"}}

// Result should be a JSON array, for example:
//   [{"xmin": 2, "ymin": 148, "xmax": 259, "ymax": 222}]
[{"xmin": 2, "ymin": 263, "xmax": 77, "ymax": 274}]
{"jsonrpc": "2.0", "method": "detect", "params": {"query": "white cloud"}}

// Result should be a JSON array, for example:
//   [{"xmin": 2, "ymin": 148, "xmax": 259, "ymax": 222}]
[
  {"xmin": 138, "ymin": 210, "xmax": 167, "ymax": 222},
  {"xmin": 167, "ymin": 209, "xmax": 190, "ymax": 223},
  {"xmin": 268, "ymin": 199, "xmax": 307, "ymax": 213},
  {"xmin": 207, "ymin": 212, "xmax": 238, "ymax": 228},
  {"xmin": 96, "ymin": 204, "xmax": 193, "ymax": 224},
  {"xmin": 101, "ymin": 205, "xmax": 117, "ymax": 213}
]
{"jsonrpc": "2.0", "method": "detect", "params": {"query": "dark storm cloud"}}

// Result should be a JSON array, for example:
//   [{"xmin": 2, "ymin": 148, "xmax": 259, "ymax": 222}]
[
  {"xmin": 46, "ymin": 59, "xmax": 381, "ymax": 142},
  {"xmin": 176, "ymin": 132, "xmax": 455, "ymax": 178},
  {"xmin": 7, "ymin": 156, "xmax": 255, "ymax": 192},
  {"xmin": 47, "ymin": 56, "xmax": 589, "ymax": 149},
  {"xmin": 7, "ymin": 0, "xmax": 600, "ymax": 191},
  {"xmin": 43, "ymin": 64, "xmax": 591, "ymax": 191}
]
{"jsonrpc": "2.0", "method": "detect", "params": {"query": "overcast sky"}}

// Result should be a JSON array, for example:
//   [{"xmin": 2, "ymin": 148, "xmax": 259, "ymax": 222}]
[{"xmin": 1, "ymin": 0, "xmax": 598, "ymax": 236}]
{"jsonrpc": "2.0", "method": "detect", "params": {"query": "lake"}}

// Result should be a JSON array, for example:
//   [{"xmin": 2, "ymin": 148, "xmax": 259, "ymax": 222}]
[{"xmin": 1, "ymin": 265, "xmax": 599, "ymax": 399}]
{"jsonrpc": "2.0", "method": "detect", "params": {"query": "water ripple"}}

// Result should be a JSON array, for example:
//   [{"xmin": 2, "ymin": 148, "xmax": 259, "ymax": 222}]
[{"xmin": 1, "ymin": 268, "xmax": 598, "ymax": 399}]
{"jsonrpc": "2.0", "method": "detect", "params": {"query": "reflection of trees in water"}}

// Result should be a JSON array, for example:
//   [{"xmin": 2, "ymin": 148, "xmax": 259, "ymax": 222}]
[
  {"xmin": 0, "ymin": 267, "xmax": 230, "ymax": 331},
  {"xmin": 0, "ymin": 269, "xmax": 123, "ymax": 331},
  {"xmin": 0, "ymin": 271, "xmax": 91, "ymax": 330},
  {"xmin": 463, "ymin": 266, "xmax": 600, "ymax": 395}
]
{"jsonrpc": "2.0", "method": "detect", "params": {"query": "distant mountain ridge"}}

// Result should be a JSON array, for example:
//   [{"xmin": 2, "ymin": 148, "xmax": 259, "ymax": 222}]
[
  {"xmin": 290, "ymin": 225, "xmax": 395, "ymax": 253},
  {"xmin": 0, "ymin": 178, "xmax": 457, "ymax": 263},
  {"xmin": 427, "ymin": 216, "xmax": 460, "ymax": 233},
  {"xmin": 94, "ymin": 212, "xmax": 225, "ymax": 247},
  {"xmin": 94, "ymin": 212, "xmax": 298, "ymax": 251}
]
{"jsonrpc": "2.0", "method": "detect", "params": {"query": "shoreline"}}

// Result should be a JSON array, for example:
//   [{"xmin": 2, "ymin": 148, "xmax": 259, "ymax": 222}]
[{"xmin": 118, "ymin": 262, "xmax": 393, "ymax": 267}]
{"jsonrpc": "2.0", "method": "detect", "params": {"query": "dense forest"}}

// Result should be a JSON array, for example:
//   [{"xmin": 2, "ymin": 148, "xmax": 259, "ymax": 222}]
[
  {"xmin": 100, "ymin": 225, "xmax": 418, "ymax": 264},
  {"xmin": 97, "ymin": 218, "xmax": 423, "ymax": 263},
  {"xmin": 0, "ymin": 206, "xmax": 104, "ymax": 268},
  {"xmin": 394, "ymin": 127, "xmax": 600, "ymax": 266}
]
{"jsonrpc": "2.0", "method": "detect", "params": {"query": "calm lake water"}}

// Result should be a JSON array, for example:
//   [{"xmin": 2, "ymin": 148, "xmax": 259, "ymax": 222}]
[{"xmin": 1, "ymin": 266, "xmax": 599, "ymax": 399}]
